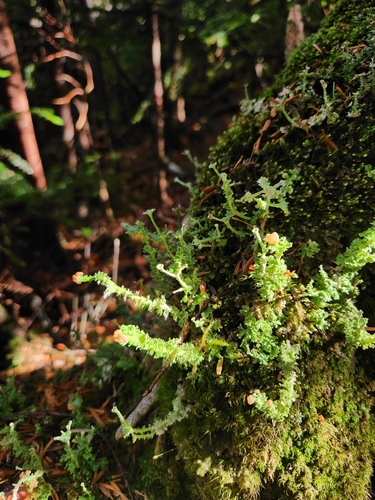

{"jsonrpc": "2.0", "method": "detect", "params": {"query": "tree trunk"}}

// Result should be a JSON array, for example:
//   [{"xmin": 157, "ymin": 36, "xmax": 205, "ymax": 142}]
[
  {"xmin": 284, "ymin": 3, "xmax": 305, "ymax": 59},
  {"xmin": 151, "ymin": 3, "xmax": 165, "ymax": 164},
  {"xmin": 0, "ymin": 0, "xmax": 47, "ymax": 189},
  {"xmin": 151, "ymin": 3, "xmax": 173, "ymax": 208},
  {"xmin": 40, "ymin": 0, "xmax": 93, "ymax": 172},
  {"xmin": 54, "ymin": 56, "xmax": 78, "ymax": 172}
]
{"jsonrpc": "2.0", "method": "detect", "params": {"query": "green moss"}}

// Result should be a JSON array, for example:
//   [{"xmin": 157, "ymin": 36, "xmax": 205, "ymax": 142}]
[
  {"xmin": 188, "ymin": 7, "xmax": 375, "ymax": 326},
  {"xmin": 166, "ymin": 341, "xmax": 373, "ymax": 499},
  {"xmin": 159, "ymin": 1, "xmax": 375, "ymax": 498}
]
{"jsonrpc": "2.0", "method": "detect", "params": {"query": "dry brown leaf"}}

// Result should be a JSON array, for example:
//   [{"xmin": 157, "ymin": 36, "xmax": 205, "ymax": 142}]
[
  {"xmin": 252, "ymin": 136, "xmax": 262, "ymax": 153},
  {"xmin": 48, "ymin": 469, "xmax": 67, "ymax": 477},
  {"xmin": 38, "ymin": 437, "xmax": 56, "ymax": 461},
  {"xmin": 312, "ymin": 43, "xmax": 323, "ymax": 54},
  {"xmin": 134, "ymin": 491, "xmax": 148, "ymax": 499},
  {"xmin": 100, "ymin": 396, "xmax": 113, "ymax": 410},
  {"xmin": 87, "ymin": 407, "xmax": 106, "ymax": 427},
  {"xmin": 42, "ymin": 455, "xmax": 53, "ymax": 468},
  {"xmin": 92, "ymin": 469, "xmax": 105, "ymax": 485},
  {"xmin": 98, "ymin": 481, "xmax": 128, "ymax": 500},
  {"xmin": 98, "ymin": 482, "xmax": 115, "ymax": 498}
]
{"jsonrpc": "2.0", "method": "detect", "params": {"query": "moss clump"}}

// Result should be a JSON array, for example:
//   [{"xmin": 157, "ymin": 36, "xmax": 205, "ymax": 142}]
[
  {"xmin": 193, "ymin": 1, "xmax": 375, "ymax": 263},
  {"xmin": 171, "ymin": 347, "xmax": 373, "ymax": 500}
]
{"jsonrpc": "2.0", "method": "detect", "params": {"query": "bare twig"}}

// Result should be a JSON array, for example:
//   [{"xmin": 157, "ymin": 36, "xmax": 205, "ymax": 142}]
[{"xmin": 115, "ymin": 382, "xmax": 160, "ymax": 440}]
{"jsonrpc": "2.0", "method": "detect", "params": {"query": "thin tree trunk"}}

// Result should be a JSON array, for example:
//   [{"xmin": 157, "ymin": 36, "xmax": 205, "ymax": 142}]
[
  {"xmin": 0, "ymin": 0, "xmax": 47, "ymax": 189},
  {"xmin": 41, "ymin": 0, "xmax": 94, "ymax": 171},
  {"xmin": 171, "ymin": 39, "xmax": 186, "ymax": 125},
  {"xmin": 151, "ymin": 3, "xmax": 166, "ymax": 163},
  {"xmin": 80, "ymin": 0, "xmax": 116, "ymax": 148},
  {"xmin": 285, "ymin": 3, "xmax": 305, "ymax": 60},
  {"xmin": 39, "ymin": 0, "xmax": 77, "ymax": 171},
  {"xmin": 151, "ymin": 3, "xmax": 173, "ymax": 208}
]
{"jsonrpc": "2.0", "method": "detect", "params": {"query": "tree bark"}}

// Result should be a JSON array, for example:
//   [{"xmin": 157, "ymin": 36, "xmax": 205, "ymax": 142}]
[
  {"xmin": 0, "ymin": 0, "xmax": 47, "ymax": 189},
  {"xmin": 151, "ymin": 3, "xmax": 173, "ymax": 208},
  {"xmin": 284, "ymin": 3, "xmax": 305, "ymax": 60},
  {"xmin": 151, "ymin": 3, "xmax": 166, "ymax": 163}
]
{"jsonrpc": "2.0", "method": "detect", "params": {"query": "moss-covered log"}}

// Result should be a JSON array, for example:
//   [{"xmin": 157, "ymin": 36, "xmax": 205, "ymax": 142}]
[
  {"xmin": 94, "ymin": 1, "xmax": 375, "ymax": 498},
  {"xmin": 167, "ymin": 1, "xmax": 375, "ymax": 498}
]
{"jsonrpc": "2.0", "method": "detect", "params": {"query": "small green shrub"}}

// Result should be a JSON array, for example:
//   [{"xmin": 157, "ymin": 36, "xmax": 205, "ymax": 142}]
[{"xmin": 0, "ymin": 343, "xmax": 143, "ymax": 499}]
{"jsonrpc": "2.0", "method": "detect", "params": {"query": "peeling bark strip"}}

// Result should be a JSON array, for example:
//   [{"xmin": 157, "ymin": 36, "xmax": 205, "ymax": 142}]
[{"xmin": 0, "ymin": 0, "xmax": 46, "ymax": 189}]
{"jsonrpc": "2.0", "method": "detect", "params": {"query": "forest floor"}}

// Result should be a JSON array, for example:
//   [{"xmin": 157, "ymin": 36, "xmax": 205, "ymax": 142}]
[{"xmin": 0, "ymin": 112, "xmax": 233, "ymax": 499}]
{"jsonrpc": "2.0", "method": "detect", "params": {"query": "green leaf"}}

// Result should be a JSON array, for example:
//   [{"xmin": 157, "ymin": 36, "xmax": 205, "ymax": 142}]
[
  {"xmin": 30, "ymin": 107, "xmax": 64, "ymax": 126},
  {"xmin": 0, "ymin": 148, "xmax": 32, "ymax": 174}
]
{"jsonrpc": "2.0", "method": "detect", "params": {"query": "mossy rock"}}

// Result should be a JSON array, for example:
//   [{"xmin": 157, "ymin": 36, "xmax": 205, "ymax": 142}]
[{"xmin": 135, "ymin": 1, "xmax": 375, "ymax": 498}]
